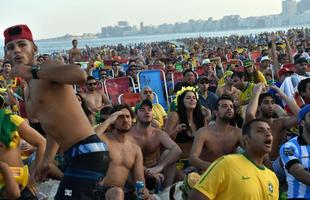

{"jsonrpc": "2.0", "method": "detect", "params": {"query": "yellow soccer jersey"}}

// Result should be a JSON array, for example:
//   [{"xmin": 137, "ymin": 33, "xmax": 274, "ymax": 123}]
[
  {"xmin": 239, "ymin": 82, "xmax": 255, "ymax": 106},
  {"xmin": 194, "ymin": 154, "xmax": 279, "ymax": 200},
  {"xmin": 152, "ymin": 103, "xmax": 167, "ymax": 129}
]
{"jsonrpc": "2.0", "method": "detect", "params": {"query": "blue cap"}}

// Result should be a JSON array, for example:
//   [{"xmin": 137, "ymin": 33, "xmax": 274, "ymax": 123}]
[{"xmin": 298, "ymin": 104, "xmax": 310, "ymax": 124}]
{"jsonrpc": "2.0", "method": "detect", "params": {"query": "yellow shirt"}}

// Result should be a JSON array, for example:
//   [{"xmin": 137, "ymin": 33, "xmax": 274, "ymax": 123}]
[
  {"xmin": 239, "ymin": 82, "xmax": 255, "ymax": 106},
  {"xmin": 152, "ymin": 104, "xmax": 167, "ymax": 129},
  {"xmin": 194, "ymin": 154, "xmax": 279, "ymax": 200}
]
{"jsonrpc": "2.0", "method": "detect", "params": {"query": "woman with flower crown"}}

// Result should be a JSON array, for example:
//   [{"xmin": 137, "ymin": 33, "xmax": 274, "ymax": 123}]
[{"xmin": 164, "ymin": 86, "xmax": 206, "ymax": 179}]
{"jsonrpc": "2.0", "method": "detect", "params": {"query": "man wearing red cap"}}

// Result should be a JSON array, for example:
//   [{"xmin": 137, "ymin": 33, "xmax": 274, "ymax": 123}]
[{"xmin": 3, "ymin": 24, "xmax": 110, "ymax": 200}]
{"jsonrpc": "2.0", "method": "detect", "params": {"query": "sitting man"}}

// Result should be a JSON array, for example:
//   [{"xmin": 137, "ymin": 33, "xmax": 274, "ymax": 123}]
[
  {"xmin": 95, "ymin": 104, "xmax": 155, "ymax": 200},
  {"xmin": 81, "ymin": 76, "xmax": 111, "ymax": 125},
  {"xmin": 189, "ymin": 95, "xmax": 244, "ymax": 172},
  {"xmin": 139, "ymin": 86, "xmax": 167, "ymax": 129},
  {"xmin": 130, "ymin": 99, "xmax": 182, "ymax": 189}
]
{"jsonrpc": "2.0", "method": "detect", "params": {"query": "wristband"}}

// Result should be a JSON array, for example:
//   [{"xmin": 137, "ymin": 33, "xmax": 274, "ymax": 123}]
[{"xmin": 31, "ymin": 65, "xmax": 41, "ymax": 79}]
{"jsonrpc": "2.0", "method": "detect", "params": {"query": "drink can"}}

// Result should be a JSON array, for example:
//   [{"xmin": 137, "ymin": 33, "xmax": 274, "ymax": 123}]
[{"xmin": 135, "ymin": 181, "xmax": 144, "ymax": 200}]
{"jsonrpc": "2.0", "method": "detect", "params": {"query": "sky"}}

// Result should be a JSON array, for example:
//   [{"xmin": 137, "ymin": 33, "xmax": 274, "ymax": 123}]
[{"xmin": 0, "ymin": 0, "xmax": 284, "ymax": 39}]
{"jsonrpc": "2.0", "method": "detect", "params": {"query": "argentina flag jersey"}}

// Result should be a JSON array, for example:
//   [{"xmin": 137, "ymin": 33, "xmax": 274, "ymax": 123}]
[{"xmin": 280, "ymin": 136, "xmax": 310, "ymax": 199}]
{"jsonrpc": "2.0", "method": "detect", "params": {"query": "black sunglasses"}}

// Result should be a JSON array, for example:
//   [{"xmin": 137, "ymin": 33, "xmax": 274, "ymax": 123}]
[
  {"xmin": 88, "ymin": 82, "xmax": 97, "ymax": 86},
  {"xmin": 199, "ymin": 80, "xmax": 209, "ymax": 84}
]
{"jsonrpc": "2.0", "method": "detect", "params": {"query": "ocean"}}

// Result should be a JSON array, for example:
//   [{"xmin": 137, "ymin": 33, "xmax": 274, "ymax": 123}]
[{"xmin": 0, "ymin": 25, "xmax": 309, "ymax": 58}]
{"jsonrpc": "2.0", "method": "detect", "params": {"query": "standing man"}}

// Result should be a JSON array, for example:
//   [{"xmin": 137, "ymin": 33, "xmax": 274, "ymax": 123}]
[
  {"xmin": 4, "ymin": 24, "xmax": 109, "ymax": 200},
  {"xmin": 189, "ymin": 119, "xmax": 279, "ymax": 200},
  {"xmin": 280, "ymin": 104, "xmax": 310, "ymax": 199},
  {"xmin": 69, "ymin": 39, "xmax": 82, "ymax": 63},
  {"xmin": 80, "ymin": 76, "xmax": 111, "ymax": 125}
]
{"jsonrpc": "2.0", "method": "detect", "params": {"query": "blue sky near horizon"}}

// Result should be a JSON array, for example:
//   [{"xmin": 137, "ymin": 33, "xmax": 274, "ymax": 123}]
[{"xmin": 1, "ymin": 0, "xmax": 284, "ymax": 40}]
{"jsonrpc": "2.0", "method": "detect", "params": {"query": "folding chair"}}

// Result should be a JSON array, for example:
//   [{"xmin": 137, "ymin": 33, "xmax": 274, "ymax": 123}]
[{"xmin": 104, "ymin": 76, "xmax": 135, "ymax": 105}]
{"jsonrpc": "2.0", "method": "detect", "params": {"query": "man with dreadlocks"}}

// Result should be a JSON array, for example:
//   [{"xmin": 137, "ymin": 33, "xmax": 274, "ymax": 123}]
[{"xmin": 0, "ymin": 95, "xmax": 46, "ymax": 199}]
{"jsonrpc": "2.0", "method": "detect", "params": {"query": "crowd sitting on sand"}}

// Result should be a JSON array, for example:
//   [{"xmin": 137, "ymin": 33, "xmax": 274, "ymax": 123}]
[{"xmin": 0, "ymin": 24, "xmax": 309, "ymax": 200}]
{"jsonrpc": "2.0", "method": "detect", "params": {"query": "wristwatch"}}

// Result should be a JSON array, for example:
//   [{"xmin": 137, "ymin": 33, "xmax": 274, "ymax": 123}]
[{"xmin": 31, "ymin": 65, "xmax": 41, "ymax": 79}]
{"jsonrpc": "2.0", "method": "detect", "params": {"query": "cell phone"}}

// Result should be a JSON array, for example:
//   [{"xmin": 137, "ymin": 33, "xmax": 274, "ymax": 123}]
[{"xmin": 185, "ymin": 123, "xmax": 190, "ymax": 130}]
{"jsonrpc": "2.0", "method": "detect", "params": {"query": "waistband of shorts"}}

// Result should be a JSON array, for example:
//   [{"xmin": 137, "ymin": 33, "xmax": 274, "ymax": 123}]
[
  {"xmin": 65, "ymin": 134, "xmax": 109, "ymax": 157},
  {"xmin": 64, "ymin": 168, "xmax": 104, "ymax": 180}
]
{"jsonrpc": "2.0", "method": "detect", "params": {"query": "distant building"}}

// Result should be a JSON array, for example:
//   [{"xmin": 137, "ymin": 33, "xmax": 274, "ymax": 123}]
[
  {"xmin": 282, "ymin": 0, "xmax": 297, "ymax": 25},
  {"xmin": 297, "ymin": 0, "xmax": 310, "ymax": 14},
  {"xmin": 118, "ymin": 21, "xmax": 129, "ymax": 27}
]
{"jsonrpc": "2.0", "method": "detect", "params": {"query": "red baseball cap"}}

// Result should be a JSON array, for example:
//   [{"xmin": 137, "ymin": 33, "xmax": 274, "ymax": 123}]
[
  {"xmin": 3, "ymin": 24, "xmax": 33, "ymax": 46},
  {"xmin": 278, "ymin": 63, "xmax": 294, "ymax": 77}
]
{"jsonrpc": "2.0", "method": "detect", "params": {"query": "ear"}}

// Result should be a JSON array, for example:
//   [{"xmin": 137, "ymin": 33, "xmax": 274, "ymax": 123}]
[
  {"xmin": 33, "ymin": 44, "xmax": 38, "ymax": 55},
  {"xmin": 301, "ymin": 120, "xmax": 305, "ymax": 128}
]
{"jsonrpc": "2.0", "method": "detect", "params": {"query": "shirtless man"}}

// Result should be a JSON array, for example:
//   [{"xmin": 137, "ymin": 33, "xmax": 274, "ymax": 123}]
[
  {"xmin": 4, "ymin": 24, "xmax": 109, "ymax": 200},
  {"xmin": 69, "ymin": 39, "xmax": 82, "ymax": 63},
  {"xmin": 96, "ymin": 104, "xmax": 154, "ymax": 200},
  {"xmin": 189, "ymin": 95, "xmax": 244, "ymax": 171},
  {"xmin": 245, "ymin": 83, "xmax": 299, "ymax": 175},
  {"xmin": 129, "ymin": 99, "xmax": 182, "ymax": 188},
  {"xmin": 81, "ymin": 76, "xmax": 111, "ymax": 125}
]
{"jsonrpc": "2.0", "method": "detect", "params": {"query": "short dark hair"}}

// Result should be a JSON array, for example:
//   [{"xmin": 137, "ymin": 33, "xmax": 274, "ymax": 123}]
[
  {"xmin": 231, "ymin": 71, "xmax": 245, "ymax": 79},
  {"xmin": 183, "ymin": 69, "xmax": 194, "ymax": 77},
  {"xmin": 72, "ymin": 39, "xmax": 77, "ymax": 43},
  {"xmin": 242, "ymin": 118, "xmax": 268, "ymax": 136},
  {"xmin": 2, "ymin": 60, "xmax": 11, "ymax": 67},
  {"xmin": 87, "ymin": 76, "xmax": 96, "ymax": 81},
  {"xmin": 258, "ymin": 93, "xmax": 275, "ymax": 105},
  {"xmin": 298, "ymin": 78, "xmax": 310, "ymax": 95},
  {"xmin": 215, "ymin": 95, "xmax": 234, "ymax": 110},
  {"xmin": 111, "ymin": 60, "xmax": 119, "ymax": 66},
  {"xmin": 110, "ymin": 104, "xmax": 134, "ymax": 119}
]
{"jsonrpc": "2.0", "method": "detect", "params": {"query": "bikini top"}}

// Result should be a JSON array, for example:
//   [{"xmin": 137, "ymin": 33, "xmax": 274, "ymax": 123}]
[{"xmin": 0, "ymin": 165, "xmax": 29, "ymax": 190}]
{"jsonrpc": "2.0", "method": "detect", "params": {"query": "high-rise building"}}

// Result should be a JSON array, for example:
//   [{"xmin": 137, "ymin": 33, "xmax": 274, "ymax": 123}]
[
  {"xmin": 281, "ymin": 0, "xmax": 297, "ymax": 25},
  {"xmin": 297, "ymin": 0, "xmax": 310, "ymax": 14}
]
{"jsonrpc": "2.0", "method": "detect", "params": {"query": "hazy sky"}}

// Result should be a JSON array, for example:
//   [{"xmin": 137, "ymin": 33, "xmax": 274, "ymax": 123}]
[{"xmin": 1, "ymin": 0, "xmax": 283, "ymax": 39}]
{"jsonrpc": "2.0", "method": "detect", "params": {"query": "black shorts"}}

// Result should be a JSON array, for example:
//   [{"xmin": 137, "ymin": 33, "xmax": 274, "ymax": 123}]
[
  {"xmin": 55, "ymin": 134, "xmax": 109, "ymax": 200},
  {"xmin": 19, "ymin": 187, "xmax": 38, "ymax": 200}
]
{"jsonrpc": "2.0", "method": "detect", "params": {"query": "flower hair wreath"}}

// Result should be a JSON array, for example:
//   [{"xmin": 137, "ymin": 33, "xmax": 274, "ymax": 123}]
[{"xmin": 175, "ymin": 86, "xmax": 199, "ymax": 105}]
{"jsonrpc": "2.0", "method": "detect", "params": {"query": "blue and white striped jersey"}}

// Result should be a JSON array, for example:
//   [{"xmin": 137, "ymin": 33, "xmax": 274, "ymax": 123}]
[{"xmin": 280, "ymin": 136, "xmax": 310, "ymax": 199}]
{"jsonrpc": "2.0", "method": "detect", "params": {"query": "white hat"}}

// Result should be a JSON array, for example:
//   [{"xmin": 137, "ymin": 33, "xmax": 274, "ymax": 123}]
[
  {"xmin": 260, "ymin": 56, "xmax": 270, "ymax": 63},
  {"xmin": 202, "ymin": 59, "xmax": 211, "ymax": 65}
]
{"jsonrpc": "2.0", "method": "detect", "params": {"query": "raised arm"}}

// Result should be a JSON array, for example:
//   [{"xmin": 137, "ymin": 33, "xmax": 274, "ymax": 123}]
[
  {"xmin": 95, "ymin": 111, "xmax": 124, "ymax": 135},
  {"xmin": 245, "ymin": 83, "xmax": 263, "ymax": 123},
  {"xmin": 10, "ymin": 60, "xmax": 87, "ymax": 85},
  {"xmin": 282, "ymin": 36, "xmax": 294, "ymax": 64},
  {"xmin": 269, "ymin": 85, "xmax": 300, "ymax": 116}
]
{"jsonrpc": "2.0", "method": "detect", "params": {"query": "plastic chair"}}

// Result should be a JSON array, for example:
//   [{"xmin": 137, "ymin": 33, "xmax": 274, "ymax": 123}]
[{"xmin": 104, "ymin": 76, "xmax": 135, "ymax": 105}]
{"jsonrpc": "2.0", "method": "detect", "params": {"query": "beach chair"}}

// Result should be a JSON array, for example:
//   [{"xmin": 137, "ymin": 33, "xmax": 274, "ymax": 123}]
[
  {"xmin": 148, "ymin": 64, "xmax": 164, "ymax": 71},
  {"xmin": 250, "ymin": 51, "xmax": 261, "ymax": 62},
  {"xmin": 195, "ymin": 66, "xmax": 205, "ymax": 76},
  {"xmin": 104, "ymin": 76, "xmax": 135, "ymax": 105},
  {"xmin": 137, "ymin": 70, "xmax": 169, "ymax": 110},
  {"xmin": 118, "ymin": 93, "xmax": 141, "ymax": 107},
  {"xmin": 171, "ymin": 72, "xmax": 184, "ymax": 91}
]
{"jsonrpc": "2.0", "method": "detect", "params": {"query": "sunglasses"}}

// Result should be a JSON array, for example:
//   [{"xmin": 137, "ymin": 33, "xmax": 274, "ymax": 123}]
[
  {"xmin": 199, "ymin": 80, "xmax": 209, "ymax": 84},
  {"xmin": 88, "ymin": 82, "xmax": 97, "ymax": 86},
  {"xmin": 112, "ymin": 64, "xmax": 119, "ymax": 66}
]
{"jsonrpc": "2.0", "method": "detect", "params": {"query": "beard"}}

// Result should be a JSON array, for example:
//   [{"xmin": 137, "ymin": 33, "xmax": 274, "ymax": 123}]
[{"xmin": 220, "ymin": 115, "xmax": 233, "ymax": 123}]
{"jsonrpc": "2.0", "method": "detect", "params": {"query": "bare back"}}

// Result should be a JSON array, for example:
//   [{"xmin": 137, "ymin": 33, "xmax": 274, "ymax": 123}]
[{"xmin": 25, "ymin": 79, "xmax": 93, "ymax": 151}]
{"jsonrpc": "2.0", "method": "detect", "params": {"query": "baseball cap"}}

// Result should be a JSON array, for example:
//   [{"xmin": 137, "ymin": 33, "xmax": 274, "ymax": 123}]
[
  {"xmin": 201, "ymin": 59, "xmax": 211, "ymax": 65},
  {"xmin": 298, "ymin": 104, "xmax": 310, "ymax": 124},
  {"xmin": 243, "ymin": 60, "xmax": 255, "ymax": 67},
  {"xmin": 136, "ymin": 99, "xmax": 153, "ymax": 110},
  {"xmin": 260, "ymin": 56, "xmax": 270, "ymax": 63},
  {"xmin": 4, "ymin": 24, "xmax": 33, "ymax": 46},
  {"xmin": 294, "ymin": 57, "xmax": 308, "ymax": 65},
  {"xmin": 278, "ymin": 64, "xmax": 294, "ymax": 77},
  {"xmin": 198, "ymin": 76, "xmax": 208, "ymax": 83}
]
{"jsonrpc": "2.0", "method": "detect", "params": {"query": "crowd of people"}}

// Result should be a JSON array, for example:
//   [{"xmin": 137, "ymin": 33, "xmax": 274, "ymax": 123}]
[{"xmin": 0, "ymin": 24, "xmax": 310, "ymax": 200}]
